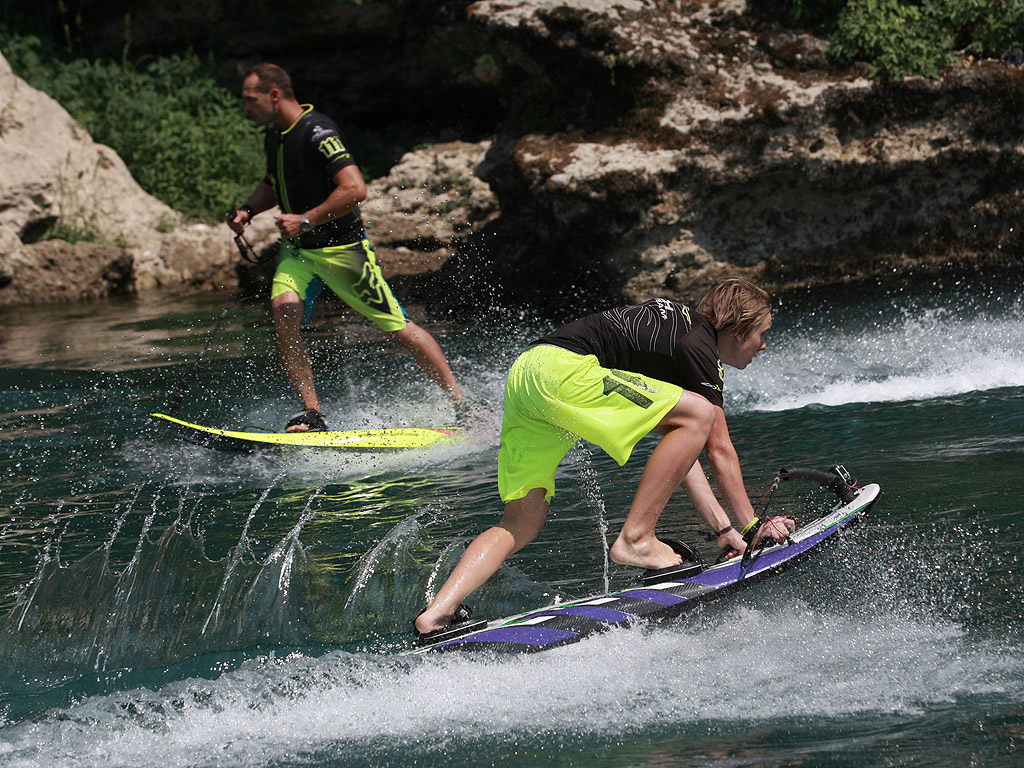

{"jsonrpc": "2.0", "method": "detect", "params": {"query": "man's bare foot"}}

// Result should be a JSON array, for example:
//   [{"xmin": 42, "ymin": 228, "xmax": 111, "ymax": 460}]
[
  {"xmin": 414, "ymin": 606, "xmax": 451, "ymax": 636},
  {"xmin": 284, "ymin": 408, "xmax": 326, "ymax": 433},
  {"xmin": 609, "ymin": 534, "xmax": 683, "ymax": 571}
]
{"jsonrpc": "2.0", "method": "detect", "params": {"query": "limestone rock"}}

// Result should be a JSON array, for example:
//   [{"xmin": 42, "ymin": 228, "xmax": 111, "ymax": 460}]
[
  {"xmin": 362, "ymin": 140, "xmax": 499, "ymax": 276},
  {"xmin": 0, "ymin": 51, "xmax": 240, "ymax": 304},
  {"xmin": 4, "ymin": 0, "xmax": 1024, "ymax": 309},
  {"xmin": 0, "ymin": 241, "xmax": 132, "ymax": 303}
]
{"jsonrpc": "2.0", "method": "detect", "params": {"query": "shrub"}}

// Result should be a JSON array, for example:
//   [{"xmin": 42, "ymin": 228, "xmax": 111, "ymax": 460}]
[
  {"xmin": 788, "ymin": 0, "xmax": 1024, "ymax": 80},
  {"xmin": 829, "ymin": 0, "xmax": 958, "ymax": 79}
]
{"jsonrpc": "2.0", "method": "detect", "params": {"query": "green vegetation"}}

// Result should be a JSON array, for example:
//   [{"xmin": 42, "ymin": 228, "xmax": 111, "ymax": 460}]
[
  {"xmin": 789, "ymin": 0, "xmax": 1024, "ymax": 80},
  {"xmin": 41, "ymin": 153, "xmax": 103, "ymax": 244},
  {"xmin": 436, "ymin": 175, "xmax": 472, "ymax": 216},
  {"xmin": 1, "ymin": 31, "xmax": 263, "ymax": 222}
]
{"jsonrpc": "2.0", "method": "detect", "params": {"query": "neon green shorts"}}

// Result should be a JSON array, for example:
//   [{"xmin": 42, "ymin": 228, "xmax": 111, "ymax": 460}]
[
  {"xmin": 271, "ymin": 238, "xmax": 408, "ymax": 332},
  {"xmin": 497, "ymin": 344, "xmax": 683, "ymax": 503}
]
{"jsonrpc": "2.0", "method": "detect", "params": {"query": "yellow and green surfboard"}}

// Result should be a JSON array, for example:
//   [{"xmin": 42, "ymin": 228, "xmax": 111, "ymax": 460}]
[{"xmin": 151, "ymin": 413, "xmax": 462, "ymax": 453}]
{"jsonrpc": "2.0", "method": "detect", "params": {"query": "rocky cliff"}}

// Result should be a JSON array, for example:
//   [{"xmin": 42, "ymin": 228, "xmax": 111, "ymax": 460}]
[
  {"xmin": 445, "ymin": 0, "xmax": 1024, "ymax": 310},
  {"xmin": 4, "ymin": 0, "xmax": 1022, "ymax": 310}
]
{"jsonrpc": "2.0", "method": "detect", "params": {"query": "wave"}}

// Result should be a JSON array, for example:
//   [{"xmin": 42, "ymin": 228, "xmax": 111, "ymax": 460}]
[
  {"xmin": 0, "ymin": 599, "xmax": 1019, "ymax": 768},
  {"xmin": 728, "ymin": 294, "xmax": 1024, "ymax": 412}
]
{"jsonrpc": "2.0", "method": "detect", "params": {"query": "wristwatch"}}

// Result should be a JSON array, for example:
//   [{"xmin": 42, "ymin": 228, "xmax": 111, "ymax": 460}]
[{"xmin": 300, "ymin": 214, "xmax": 312, "ymax": 232}]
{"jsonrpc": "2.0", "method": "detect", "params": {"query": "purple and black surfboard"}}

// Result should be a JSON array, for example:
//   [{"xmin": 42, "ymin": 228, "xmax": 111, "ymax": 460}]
[{"xmin": 414, "ymin": 466, "xmax": 882, "ymax": 655}]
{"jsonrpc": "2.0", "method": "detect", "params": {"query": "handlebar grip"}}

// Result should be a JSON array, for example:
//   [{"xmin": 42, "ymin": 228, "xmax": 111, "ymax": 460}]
[{"xmin": 779, "ymin": 466, "xmax": 857, "ymax": 504}]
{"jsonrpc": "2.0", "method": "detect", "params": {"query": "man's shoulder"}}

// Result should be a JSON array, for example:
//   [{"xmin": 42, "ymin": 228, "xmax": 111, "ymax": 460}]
[
  {"xmin": 303, "ymin": 106, "xmax": 338, "ymax": 126},
  {"xmin": 297, "ymin": 107, "xmax": 353, "ymax": 165},
  {"xmin": 634, "ymin": 298, "xmax": 703, "ymax": 331},
  {"xmin": 294, "ymin": 107, "xmax": 337, "ymax": 137}
]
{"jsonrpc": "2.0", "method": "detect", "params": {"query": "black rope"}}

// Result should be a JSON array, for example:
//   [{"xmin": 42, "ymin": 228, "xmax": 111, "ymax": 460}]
[
  {"xmin": 740, "ymin": 473, "xmax": 785, "ymax": 568},
  {"xmin": 226, "ymin": 210, "xmax": 275, "ymax": 265}
]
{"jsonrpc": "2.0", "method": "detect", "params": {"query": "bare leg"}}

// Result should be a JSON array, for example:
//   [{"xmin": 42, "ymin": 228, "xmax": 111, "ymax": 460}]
[
  {"xmin": 609, "ymin": 390, "xmax": 716, "ymax": 570},
  {"xmin": 389, "ymin": 321, "xmax": 464, "ymax": 401},
  {"xmin": 414, "ymin": 488, "xmax": 548, "ymax": 635},
  {"xmin": 272, "ymin": 291, "xmax": 320, "ymax": 426}
]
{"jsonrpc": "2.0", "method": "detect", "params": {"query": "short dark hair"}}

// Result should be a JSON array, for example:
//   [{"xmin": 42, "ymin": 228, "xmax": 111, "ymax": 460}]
[
  {"xmin": 696, "ymin": 278, "xmax": 771, "ymax": 339},
  {"xmin": 244, "ymin": 63, "xmax": 295, "ymax": 100}
]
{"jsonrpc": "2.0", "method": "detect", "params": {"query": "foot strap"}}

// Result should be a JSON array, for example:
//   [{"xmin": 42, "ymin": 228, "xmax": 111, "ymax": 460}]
[
  {"xmin": 641, "ymin": 538, "xmax": 706, "ymax": 585},
  {"xmin": 414, "ymin": 604, "xmax": 488, "ymax": 647},
  {"xmin": 286, "ymin": 408, "xmax": 327, "ymax": 432}
]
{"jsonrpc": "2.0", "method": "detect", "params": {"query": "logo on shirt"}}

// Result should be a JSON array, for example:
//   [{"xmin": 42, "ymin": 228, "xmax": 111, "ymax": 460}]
[
  {"xmin": 700, "ymin": 360, "xmax": 724, "ymax": 394},
  {"xmin": 652, "ymin": 298, "xmax": 672, "ymax": 319},
  {"xmin": 317, "ymin": 135, "xmax": 349, "ymax": 160},
  {"xmin": 652, "ymin": 298, "xmax": 691, "ymax": 327}
]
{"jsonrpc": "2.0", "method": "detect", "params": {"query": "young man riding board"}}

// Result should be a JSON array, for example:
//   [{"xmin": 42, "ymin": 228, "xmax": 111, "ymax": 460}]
[{"xmin": 414, "ymin": 278, "xmax": 793, "ymax": 643}]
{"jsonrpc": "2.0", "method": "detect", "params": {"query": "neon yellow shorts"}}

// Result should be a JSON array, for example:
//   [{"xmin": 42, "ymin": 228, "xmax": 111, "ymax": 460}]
[
  {"xmin": 497, "ymin": 344, "xmax": 683, "ymax": 503},
  {"xmin": 271, "ymin": 238, "xmax": 408, "ymax": 332}
]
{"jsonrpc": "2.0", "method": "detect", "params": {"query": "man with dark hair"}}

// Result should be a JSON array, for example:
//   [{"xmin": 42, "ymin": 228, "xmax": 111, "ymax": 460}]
[
  {"xmin": 229, "ymin": 63, "xmax": 470, "ymax": 432},
  {"xmin": 414, "ymin": 278, "xmax": 793, "ymax": 644}
]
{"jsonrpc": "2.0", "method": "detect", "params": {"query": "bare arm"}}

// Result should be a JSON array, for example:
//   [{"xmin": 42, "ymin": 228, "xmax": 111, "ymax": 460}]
[
  {"xmin": 704, "ymin": 405, "xmax": 757, "ymax": 528},
  {"xmin": 704, "ymin": 406, "xmax": 794, "ymax": 545},
  {"xmin": 275, "ymin": 165, "xmax": 367, "ymax": 237},
  {"xmin": 308, "ymin": 165, "xmax": 366, "ymax": 225},
  {"xmin": 681, "ymin": 461, "xmax": 747, "ymax": 557}
]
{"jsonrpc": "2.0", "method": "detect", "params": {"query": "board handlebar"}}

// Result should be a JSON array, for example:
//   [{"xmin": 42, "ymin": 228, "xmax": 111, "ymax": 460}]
[{"xmin": 778, "ymin": 465, "xmax": 857, "ymax": 504}]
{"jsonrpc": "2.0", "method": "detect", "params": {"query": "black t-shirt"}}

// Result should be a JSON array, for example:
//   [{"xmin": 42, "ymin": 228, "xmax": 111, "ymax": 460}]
[
  {"xmin": 535, "ymin": 298, "xmax": 725, "ymax": 407},
  {"xmin": 264, "ymin": 105, "xmax": 364, "ymax": 247}
]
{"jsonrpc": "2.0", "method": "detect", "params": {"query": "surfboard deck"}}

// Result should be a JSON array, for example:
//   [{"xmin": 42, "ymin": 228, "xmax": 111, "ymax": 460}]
[
  {"xmin": 150, "ymin": 412, "xmax": 463, "ymax": 453},
  {"xmin": 411, "ymin": 472, "xmax": 881, "ymax": 655}
]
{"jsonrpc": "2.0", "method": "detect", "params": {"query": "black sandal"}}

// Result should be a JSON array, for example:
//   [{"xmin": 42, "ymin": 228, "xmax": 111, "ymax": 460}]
[
  {"xmin": 413, "ymin": 604, "xmax": 488, "ymax": 647},
  {"xmin": 640, "ymin": 538, "xmax": 706, "ymax": 585},
  {"xmin": 285, "ymin": 408, "xmax": 328, "ymax": 432}
]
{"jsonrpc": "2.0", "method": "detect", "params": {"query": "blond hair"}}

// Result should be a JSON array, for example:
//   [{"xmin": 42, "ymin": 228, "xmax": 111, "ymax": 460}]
[{"xmin": 695, "ymin": 278, "xmax": 771, "ymax": 338}]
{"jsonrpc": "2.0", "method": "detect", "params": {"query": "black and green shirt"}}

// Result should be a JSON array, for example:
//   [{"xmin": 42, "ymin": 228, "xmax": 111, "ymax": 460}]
[
  {"xmin": 534, "ymin": 298, "xmax": 725, "ymax": 407},
  {"xmin": 264, "ymin": 104, "xmax": 364, "ymax": 248}
]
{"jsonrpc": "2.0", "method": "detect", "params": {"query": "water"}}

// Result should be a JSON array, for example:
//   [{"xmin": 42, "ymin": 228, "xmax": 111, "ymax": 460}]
[{"xmin": 1, "ymin": 280, "xmax": 1022, "ymax": 767}]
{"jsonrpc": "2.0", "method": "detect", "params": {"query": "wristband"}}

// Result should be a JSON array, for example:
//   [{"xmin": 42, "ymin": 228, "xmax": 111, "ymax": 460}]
[{"xmin": 714, "ymin": 524, "xmax": 734, "ymax": 538}]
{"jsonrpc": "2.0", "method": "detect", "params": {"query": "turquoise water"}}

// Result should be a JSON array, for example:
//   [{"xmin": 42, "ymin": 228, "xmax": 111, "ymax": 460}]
[{"xmin": 0, "ymin": 280, "xmax": 1022, "ymax": 767}]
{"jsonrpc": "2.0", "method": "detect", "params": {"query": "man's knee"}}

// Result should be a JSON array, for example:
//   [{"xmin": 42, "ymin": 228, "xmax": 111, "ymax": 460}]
[
  {"xmin": 500, "ymin": 489, "xmax": 549, "ymax": 543},
  {"xmin": 388, "ymin": 320, "xmax": 415, "ymax": 338},
  {"xmin": 660, "ymin": 391, "xmax": 716, "ymax": 433},
  {"xmin": 387, "ymin": 323, "xmax": 419, "ymax": 350},
  {"xmin": 271, "ymin": 296, "xmax": 303, "ymax": 328}
]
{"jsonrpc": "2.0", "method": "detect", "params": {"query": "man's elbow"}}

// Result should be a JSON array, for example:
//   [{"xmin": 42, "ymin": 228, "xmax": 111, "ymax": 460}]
[
  {"xmin": 705, "ymin": 441, "xmax": 737, "ymax": 470},
  {"xmin": 347, "ymin": 184, "xmax": 367, "ymax": 206}
]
